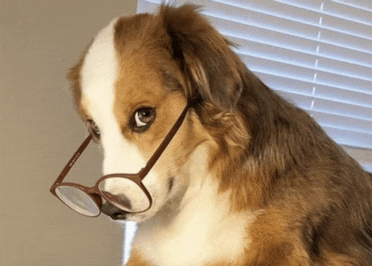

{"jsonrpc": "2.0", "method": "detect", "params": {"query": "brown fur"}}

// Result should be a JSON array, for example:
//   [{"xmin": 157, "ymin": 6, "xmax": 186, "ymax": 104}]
[
  {"xmin": 128, "ymin": 252, "xmax": 153, "ymax": 266},
  {"xmin": 68, "ymin": 4, "xmax": 372, "ymax": 266}
]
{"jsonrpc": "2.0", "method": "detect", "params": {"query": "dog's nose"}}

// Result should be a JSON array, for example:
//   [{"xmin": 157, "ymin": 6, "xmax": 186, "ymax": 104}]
[{"xmin": 101, "ymin": 203, "xmax": 128, "ymax": 220}]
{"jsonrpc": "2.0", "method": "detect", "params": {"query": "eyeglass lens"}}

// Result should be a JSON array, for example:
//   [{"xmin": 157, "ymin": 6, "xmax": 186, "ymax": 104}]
[
  {"xmin": 98, "ymin": 178, "xmax": 151, "ymax": 213},
  {"xmin": 55, "ymin": 186, "xmax": 100, "ymax": 217}
]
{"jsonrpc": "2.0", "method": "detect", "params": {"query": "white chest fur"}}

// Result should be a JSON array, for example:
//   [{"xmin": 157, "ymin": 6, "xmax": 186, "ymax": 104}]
[{"xmin": 131, "ymin": 176, "xmax": 257, "ymax": 266}]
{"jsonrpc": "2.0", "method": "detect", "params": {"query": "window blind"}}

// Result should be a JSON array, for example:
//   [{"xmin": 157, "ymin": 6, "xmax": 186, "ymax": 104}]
[{"xmin": 137, "ymin": 0, "xmax": 372, "ymax": 167}]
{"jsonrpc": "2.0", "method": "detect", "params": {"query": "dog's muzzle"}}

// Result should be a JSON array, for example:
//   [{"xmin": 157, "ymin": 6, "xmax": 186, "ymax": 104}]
[{"xmin": 101, "ymin": 202, "xmax": 129, "ymax": 220}]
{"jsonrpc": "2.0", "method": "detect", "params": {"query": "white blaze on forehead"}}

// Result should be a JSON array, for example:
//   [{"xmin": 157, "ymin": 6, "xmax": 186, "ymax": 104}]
[{"xmin": 80, "ymin": 17, "xmax": 147, "ymax": 184}]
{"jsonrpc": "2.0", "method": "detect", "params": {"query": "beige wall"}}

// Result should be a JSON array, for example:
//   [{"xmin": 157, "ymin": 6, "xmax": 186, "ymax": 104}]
[{"xmin": 1, "ymin": 1, "xmax": 137, "ymax": 265}]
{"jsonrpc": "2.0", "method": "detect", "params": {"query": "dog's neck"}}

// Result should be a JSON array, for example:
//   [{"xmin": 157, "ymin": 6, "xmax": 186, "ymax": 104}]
[{"xmin": 131, "ymin": 143, "xmax": 253, "ymax": 266}]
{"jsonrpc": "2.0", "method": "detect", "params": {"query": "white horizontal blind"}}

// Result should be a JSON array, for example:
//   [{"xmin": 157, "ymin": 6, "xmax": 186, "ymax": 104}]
[{"xmin": 137, "ymin": 0, "xmax": 372, "ymax": 169}]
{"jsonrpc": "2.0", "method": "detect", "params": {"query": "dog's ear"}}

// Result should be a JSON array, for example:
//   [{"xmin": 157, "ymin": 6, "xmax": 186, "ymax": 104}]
[{"xmin": 159, "ymin": 5, "xmax": 243, "ymax": 110}]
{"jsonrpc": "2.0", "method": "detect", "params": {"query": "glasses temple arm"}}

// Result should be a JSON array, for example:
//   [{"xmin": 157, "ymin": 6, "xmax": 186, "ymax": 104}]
[
  {"xmin": 51, "ymin": 134, "xmax": 93, "ymax": 188},
  {"xmin": 139, "ymin": 104, "xmax": 190, "ymax": 179}
]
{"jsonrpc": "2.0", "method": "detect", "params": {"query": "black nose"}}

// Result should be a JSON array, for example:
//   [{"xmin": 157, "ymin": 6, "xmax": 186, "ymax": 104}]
[{"xmin": 101, "ymin": 203, "xmax": 128, "ymax": 220}]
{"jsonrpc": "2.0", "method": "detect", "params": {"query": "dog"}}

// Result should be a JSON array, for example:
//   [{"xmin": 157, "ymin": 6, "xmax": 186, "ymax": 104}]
[{"xmin": 67, "ymin": 4, "xmax": 372, "ymax": 266}]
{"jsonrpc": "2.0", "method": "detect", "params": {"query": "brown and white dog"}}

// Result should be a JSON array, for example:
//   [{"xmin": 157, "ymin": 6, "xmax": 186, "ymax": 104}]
[{"xmin": 67, "ymin": 5, "xmax": 372, "ymax": 266}]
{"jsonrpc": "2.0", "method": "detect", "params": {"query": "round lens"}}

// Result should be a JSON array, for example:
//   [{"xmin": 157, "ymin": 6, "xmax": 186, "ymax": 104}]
[
  {"xmin": 98, "ymin": 178, "xmax": 150, "ymax": 213},
  {"xmin": 55, "ymin": 186, "xmax": 100, "ymax": 217}
]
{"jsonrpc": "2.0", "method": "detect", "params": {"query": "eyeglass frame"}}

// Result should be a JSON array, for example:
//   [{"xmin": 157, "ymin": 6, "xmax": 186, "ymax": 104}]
[{"xmin": 50, "ymin": 103, "xmax": 190, "ymax": 217}]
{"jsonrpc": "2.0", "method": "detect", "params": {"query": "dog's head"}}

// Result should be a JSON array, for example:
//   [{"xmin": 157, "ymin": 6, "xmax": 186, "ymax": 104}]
[{"xmin": 68, "ymin": 5, "xmax": 249, "ymax": 222}]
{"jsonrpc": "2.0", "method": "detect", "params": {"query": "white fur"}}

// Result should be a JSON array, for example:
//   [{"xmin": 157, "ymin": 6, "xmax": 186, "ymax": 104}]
[
  {"xmin": 81, "ymin": 18, "xmax": 146, "ymax": 177},
  {"xmin": 132, "ymin": 145, "xmax": 256, "ymax": 266}
]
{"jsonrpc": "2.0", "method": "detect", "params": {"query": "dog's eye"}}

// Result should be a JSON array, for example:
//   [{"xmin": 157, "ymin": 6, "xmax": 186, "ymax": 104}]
[
  {"xmin": 87, "ymin": 120, "xmax": 101, "ymax": 142},
  {"xmin": 132, "ymin": 107, "xmax": 156, "ymax": 132}
]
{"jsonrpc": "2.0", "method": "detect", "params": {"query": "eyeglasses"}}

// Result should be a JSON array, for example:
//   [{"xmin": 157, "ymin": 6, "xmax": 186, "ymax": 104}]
[{"xmin": 50, "ymin": 104, "xmax": 189, "ymax": 217}]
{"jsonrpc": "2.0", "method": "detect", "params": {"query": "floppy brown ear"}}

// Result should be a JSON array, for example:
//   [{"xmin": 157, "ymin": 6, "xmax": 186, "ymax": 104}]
[{"xmin": 159, "ymin": 5, "xmax": 243, "ymax": 110}]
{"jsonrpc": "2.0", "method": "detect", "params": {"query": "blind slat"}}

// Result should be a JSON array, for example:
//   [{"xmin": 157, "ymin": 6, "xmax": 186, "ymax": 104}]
[
  {"xmin": 213, "ymin": 0, "xmax": 322, "ymax": 25},
  {"xmin": 277, "ymin": 0, "xmax": 372, "ymax": 25},
  {"xmin": 238, "ymin": 54, "xmax": 370, "ymax": 94},
  {"xmin": 203, "ymin": 7, "xmax": 321, "ymax": 40},
  {"xmin": 315, "ymin": 72, "xmax": 371, "ymax": 95},
  {"xmin": 320, "ymin": 43, "xmax": 372, "ymax": 67},
  {"xmin": 323, "ymin": 126, "xmax": 372, "ymax": 149},
  {"xmin": 273, "ymin": 90, "xmax": 372, "ymax": 122},
  {"xmin": 209, "ymin": 17, "xmax": 320, "ymax": 54},
  {"xmin": 328, "ymin": 0, "xmax": 372, "ymax": 16},
  {"xmin": 311, "ymin": 111, "xmax": 372, "ymax": 134},
  {"xmin": 257, "ymin": 72, "xmax": 372, "ymax": 109},
  {"xmin": 239, "ymin": 54, "xmax": 318, "ymax": 82},
  {"xmin": 235, "ymin": 41, "xmax": 319, "ymax": 69},
  {"xmin": 234, "ymin": 41, "xmax": 371, "ymax": 81},
  {"xmin": 323, "ymin": 2, "xmax": 371, "ymax": 25},
  {"xmin": 320, "ymin": 29, "xmax": 372, "ymax": 53},
  {"xmin": 317, "ymin": 58, "xmax": 371, "ymax": 81},
  {"xmin": 227, "ymin": 35, "xmax": 372, "ymax": 70},
  {"xmin": 254, "ymin": 72, "xmax": 315, "ymax": 96},
  {"xmin": 321, "ymin": 14, "xmax": 372, "ymax": 39},
  {"xmin": 312, "ymin": 98, "xmax": 372, "ymax": 121},
  {"xmin": 275, "ymin": 0, "xmax": 324, "ymax": 11},
  {"xmin": 315, "ymin": 85, "xmax": 372, "ymax": 108}
]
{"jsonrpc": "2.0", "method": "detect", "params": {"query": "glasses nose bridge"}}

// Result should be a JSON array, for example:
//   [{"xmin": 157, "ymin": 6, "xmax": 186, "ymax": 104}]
[{"xmin": 87, "ymin": 188, "xmax": 103, "ymax": 209}]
